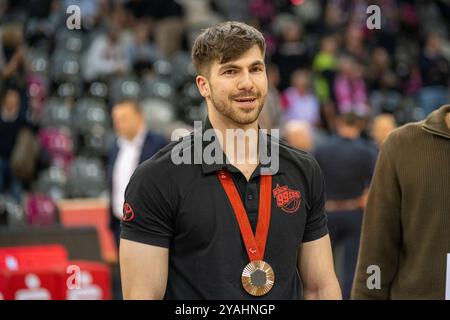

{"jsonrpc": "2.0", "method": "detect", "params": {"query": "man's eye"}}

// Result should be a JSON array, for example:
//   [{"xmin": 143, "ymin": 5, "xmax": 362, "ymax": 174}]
[
  {"xmin": 252, "ymin": 67, "xmax": 263, "ymax": 72},
  {"xmin": 224, "ymin": 70, "xmax": 236, "ymax": 75}
]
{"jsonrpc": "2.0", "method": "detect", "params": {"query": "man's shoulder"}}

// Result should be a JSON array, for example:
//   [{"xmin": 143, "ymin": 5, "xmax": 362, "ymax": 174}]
[
  {"xmin": 379, "ymin": 121, "xmax": 427, "ymax": 160},
  {"xmin": 145, "ymin": 131, "xmax": 167, "ymax": 143},
  {"xmin": 271, "ymin": 135, "xmax": 321, "ymax": 172}
]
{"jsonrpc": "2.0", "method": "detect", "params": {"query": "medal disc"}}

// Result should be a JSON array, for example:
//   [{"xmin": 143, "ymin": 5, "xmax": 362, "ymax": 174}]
[{"xmin": 241, "ymin": 260, "xmax": 275, "ymax": 296}]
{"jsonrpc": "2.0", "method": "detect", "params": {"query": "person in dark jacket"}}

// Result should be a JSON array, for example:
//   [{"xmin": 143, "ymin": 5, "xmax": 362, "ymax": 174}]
[
  {"xmin": 314, "ymin": 112, "xmax": 376, "ymax": 299},
  {"xmin": 0, "ymin": 87, "xmax": 28, "ymax": 201}
]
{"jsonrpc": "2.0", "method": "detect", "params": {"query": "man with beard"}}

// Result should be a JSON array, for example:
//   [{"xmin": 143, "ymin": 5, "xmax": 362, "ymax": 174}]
[{"xmin": 119, "ymin": 21, "xmax": 341, "ymax": 300}]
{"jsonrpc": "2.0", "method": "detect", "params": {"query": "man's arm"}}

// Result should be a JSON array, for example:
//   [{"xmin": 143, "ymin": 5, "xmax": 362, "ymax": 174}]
[
  {"xmin": 120, "ymin": 239, "xmax": 168, "ymax": 299},
  {"xmin": 298, "ymin": 234, "xmax": 342, "ymax": 300}
]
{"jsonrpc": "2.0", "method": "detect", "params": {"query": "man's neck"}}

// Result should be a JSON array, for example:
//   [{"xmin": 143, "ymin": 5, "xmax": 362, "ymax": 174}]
[
  {"xmin": 208, "ymin": 112, "xmax": 260, "ymax": 181},
  {"xmin": 338, "ymin": 128, "xmax": 360, "ymax": 140}
]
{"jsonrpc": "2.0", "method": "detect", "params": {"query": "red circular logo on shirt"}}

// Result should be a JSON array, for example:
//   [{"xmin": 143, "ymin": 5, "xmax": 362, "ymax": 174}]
[
  {"xmin": 122, "ymin": 203, "xmax": 135, "ymax": 221},
  {"xmin": 273, "ymin": 184, "xmax": 302, "ymax": 214}
]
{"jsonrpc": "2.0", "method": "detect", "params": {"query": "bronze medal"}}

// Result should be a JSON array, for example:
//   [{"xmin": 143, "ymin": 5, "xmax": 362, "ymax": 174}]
[{"xmin": 241, "ymin": 260, "xmax": 275, "ymax": 296}]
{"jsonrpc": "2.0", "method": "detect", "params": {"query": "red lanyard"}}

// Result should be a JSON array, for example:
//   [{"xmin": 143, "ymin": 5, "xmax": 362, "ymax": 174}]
[{"xmin": 217, "ymin": 170, "xmax": 272, "ymax": 262}]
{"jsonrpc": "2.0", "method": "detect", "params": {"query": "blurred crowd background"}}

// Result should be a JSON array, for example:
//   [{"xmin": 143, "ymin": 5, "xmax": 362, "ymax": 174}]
[{"xmin": 0, "ymin": 0, "xmax": 449, "ymax": 300}]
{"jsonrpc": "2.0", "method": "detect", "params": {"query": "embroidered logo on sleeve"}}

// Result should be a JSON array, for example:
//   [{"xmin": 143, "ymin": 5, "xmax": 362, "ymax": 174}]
[
  {"xmin": 122, "ymin": 202, "xmax": 135, "ymax": 221},
  {"xmin": 273, "ymin": 184, "xmax": 301, "ymax": 214}
]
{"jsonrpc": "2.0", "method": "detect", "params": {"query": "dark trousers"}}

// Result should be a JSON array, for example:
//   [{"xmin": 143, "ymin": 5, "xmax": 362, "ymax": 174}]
[{"xmin": 327, "ymin": 209, "xmax": 363, "ymax": 300}]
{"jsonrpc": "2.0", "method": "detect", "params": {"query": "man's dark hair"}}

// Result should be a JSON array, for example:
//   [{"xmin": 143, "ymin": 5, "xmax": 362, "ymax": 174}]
[
  {"xmin": 113, "ymin": 98, "xmax": 142, "ymax": 114},
  {"xmin": 191, "ymin": 21, "xmax": 266, "ymax": 76},
  {"xmin": 338, "ymin": 112, "xmax": 364, "ymax": 127}
]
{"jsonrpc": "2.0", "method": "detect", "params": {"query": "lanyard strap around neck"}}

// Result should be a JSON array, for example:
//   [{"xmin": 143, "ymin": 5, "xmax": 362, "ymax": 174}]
[{"xmin": 217, "ymin": 169, "xmax": 272, "ymax": 262}]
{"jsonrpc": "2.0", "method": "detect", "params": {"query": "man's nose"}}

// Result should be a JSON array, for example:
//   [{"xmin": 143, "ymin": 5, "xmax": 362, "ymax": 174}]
[{"xmin": 237, "ymin": 71, "xmax": 254, "ymax": 91}]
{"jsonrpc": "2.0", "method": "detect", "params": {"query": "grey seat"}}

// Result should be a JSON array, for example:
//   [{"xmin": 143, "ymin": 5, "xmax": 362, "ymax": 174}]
[
  {"xmin": 0, "ymin": 195, "xmax": 25, "ymax": 227},
  {"xmin": 140, "ymin": 77, "xmax": 175, "ymax": 102},
  {"xmin": 73, "ymin": 97, "xmax": 109, "ymax": 135},
  {"xmin": 52, "ymin": 49, "xmax": 82, "ymax": 83},
  {"xmin": 33, "ymin": 166, "xmax": 68, "ymax": 201},
  {"xmin": 27, "ymin": 48, "xmax": 50, "ymax": 76},
  {"xmin": 178, "ymin": 82, "xmax": 206, "ymax": 122},
  {"xmin": 55, "ymin": 29, "xmax": 85, "ymax": 54},
  {"xmin": 171, "ymin": 52, "xmax": 196, "ymax": 88},
  {"xmin": 140, "ymin": 97, "xmax": 176, "ymax": 135},
  {"xmin": 88, "ymin": 81, "xmax": 109, "ymax": 99},
  {"xmin": 41, "ymin": 97, "xmax": 72, "ymax": 129},
  {"xmin": 66, "ymin": 157, "xmax": 106, "ymax": 198},
  {"xmin": 108, "ymin": 76, "xmax": 141, "ymax": 105},
  {"xmin": 81, "ymin": 127, "xmax": 116, "ymax": 158}
]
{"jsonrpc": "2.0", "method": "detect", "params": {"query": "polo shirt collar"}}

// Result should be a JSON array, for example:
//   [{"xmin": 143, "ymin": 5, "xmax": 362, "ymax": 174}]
[{"xmin": 196, "ymin": 117, "xmax": 282, "ymax": 176}]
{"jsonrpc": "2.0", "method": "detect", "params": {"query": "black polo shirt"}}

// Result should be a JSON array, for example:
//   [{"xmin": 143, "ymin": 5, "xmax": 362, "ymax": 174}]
[{"xmin": 121, "ymin": 119, "xmax": 328, "ymax": 299}]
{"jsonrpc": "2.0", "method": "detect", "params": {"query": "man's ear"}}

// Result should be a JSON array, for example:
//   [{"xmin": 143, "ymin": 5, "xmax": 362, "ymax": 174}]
[{"xmin": 196, "ymin": 75, "xmax": 210, "ymax": 98}]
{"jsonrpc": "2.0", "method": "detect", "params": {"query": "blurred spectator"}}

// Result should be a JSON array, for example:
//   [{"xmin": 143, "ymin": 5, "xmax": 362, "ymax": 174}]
[
  {"xmin": 259, "ymin": 63, "xmax": 281, "ymax": 130},
  {"xmin": 372, "ymin": 0, "xmax": 400, "ymax": 54},
  {"xmin": 123, "ymin": 0, "xmax": 184, "ymax": 58},
  {"xmin": 107, "ymin": 99, "xmax": 167, "ymax": 247},
  {"xmin": 344, "ymin": 0, "xmax": 369, "ymax": 28},
  {"xmin": 341, "ymin": 24, "xmax": 368, "ymax": 64},
  {"xmin": 366, "ymin": 47, "xmax": 398, "ymax": 92},
  {"xmin": 291, "ymin": 0, "xmax": 322, "ymax": 30},
  {"xmin": 248, "ymin": 0, "xmax": 275, "ymax": 29},
  {"xmin": 125, "ymin": 21, "xmax": 159, "ymax": 78},
  {"xmin": 283, "ymin": 120, "xmax": 313, "ymax": 153},
  {"xmin": 0, "ymin": 23, "xmax": 29, "ymax": 93},
  {"xmin": 333, "ymin": 55, "xmax": 370, "ymax": 116},
  {"xmin": 0, "ymin": 87, "xmax": 28, "ymax": 201},
  {"xmin": 179, "ymin": 0, "xmax": 221, "ymax": 46},
  {"xmin": 313, "ymin": 34, "xmax": 338, "ymax": 105},
  {"xmin": 370, "ymin": 113, "xmax": 397, "ymax": 151},
  {"xmin": 272, "ymin": 18, "xmax": 311, "ymax": 90},
  {"xmin": 313, "ymin": 34, "xmax": 339, "ymax": 131},
  {"xmin": 211, "ymin": 0, "xmax": 249, "ymax": 22},
  {"xmin": 320, "ymin": 2, "xmax": 345, "ymax": 36},
  {"xmin": 314, "ymin": 112, "xmax": 376, "ymax": 300},
  {"xmin": 402, "ymin": 63, "xmax": 422, "ymax": 97},
  {"xmin": 83, "ymin": 20, "xmax": 130, "ymax": 81},
  {"xmin": 418, "ymin": 32, "xmax": 450, "ymax": 116},
  {"xmin": 281, "ymin": 69, "xmax": 320, "ymax": 127},
  {"xmin": 367, "ymin": 47, "xmax": 402, "ymax": 115}
]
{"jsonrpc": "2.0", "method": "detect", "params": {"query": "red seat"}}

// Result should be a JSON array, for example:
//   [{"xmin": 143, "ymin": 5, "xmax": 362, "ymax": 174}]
[
  {"xmin": 0, "ymin": 245, "xmax": 111, "ymax": 300},
  {"xmin": 0, "ymin": 244, "xmax": 68, "ymax": 271}
]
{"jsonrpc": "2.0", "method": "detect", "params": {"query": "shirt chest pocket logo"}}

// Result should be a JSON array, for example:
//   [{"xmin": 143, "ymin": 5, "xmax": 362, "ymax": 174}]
[{"xmin": 273, "ymin": 184, "xmax": 301, "ymax": 214}]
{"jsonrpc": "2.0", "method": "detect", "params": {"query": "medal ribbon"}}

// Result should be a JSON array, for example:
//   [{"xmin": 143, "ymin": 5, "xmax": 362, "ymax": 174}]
[{"xmin": 217, "ymin": 170, "xmax": 272, "ymax": 262}]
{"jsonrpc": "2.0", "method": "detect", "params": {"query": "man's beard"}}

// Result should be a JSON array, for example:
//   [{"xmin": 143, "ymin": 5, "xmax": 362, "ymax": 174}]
[{"xmin": 210, "ymin": 88, "xmax": 267, "ymax": 126}]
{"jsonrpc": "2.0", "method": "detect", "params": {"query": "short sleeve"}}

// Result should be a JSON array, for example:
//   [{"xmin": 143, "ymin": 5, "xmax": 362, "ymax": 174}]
[
  {"xmin": 120, "ymin": 158, "xmax": 175, "ymax": 248},
  {"xmin": 302, "ymin": 157, "xmax": 329, "ymax": 242}
]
